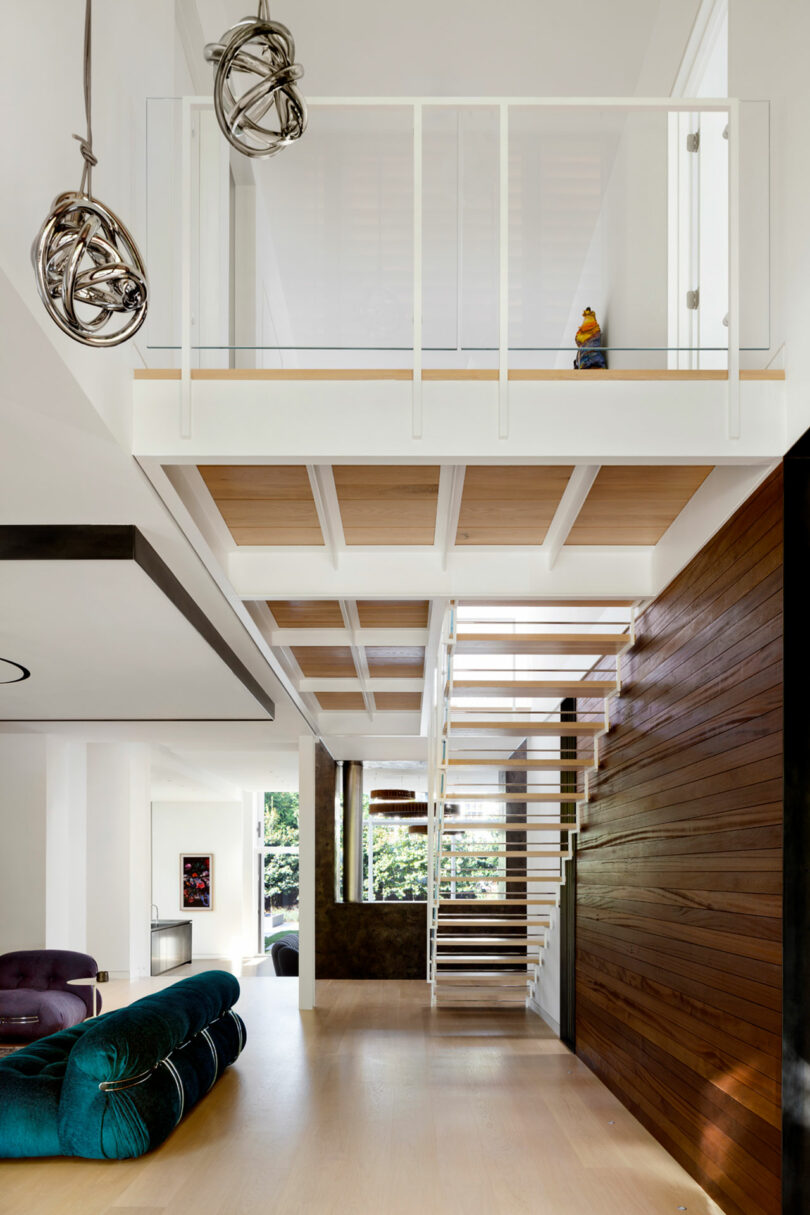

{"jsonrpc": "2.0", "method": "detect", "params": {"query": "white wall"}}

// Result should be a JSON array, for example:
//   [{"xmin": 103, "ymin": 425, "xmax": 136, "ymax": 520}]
[
  {"xmin": 0, "ymin": 735, "xmax": 150, "ymax": 975},
  {"xmin": 531, "ymin": 905, "xmax": 561, "ymax": 1035},
  {"xmin": 151, "ymin": 799, "xmax": 256, "ymax": 960},
  {"xmin": 0, "ymin": 735, "xmax": 48, "ymax": 952},
  {"xmin": 730, "ymin": 0, "xmax": 810, "ymax": 443},
  {"xmin": 85, "ymin": 743, "xmax": 151, "ymax": 978},
  {"xmin": 45, "ymin": 738, "xmax": 87, "ymax": 953}
]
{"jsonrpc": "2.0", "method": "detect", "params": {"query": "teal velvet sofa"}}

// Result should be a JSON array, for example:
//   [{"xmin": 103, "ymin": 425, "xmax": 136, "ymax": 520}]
[{"xmin": 0, "ymin": 970, "xmax": 245, "ymax": 1159}]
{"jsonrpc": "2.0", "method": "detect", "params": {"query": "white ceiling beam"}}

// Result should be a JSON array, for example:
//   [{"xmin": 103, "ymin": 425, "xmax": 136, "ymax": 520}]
[
  {"xmin": 163, "ymin": 464, "xmax": 236, "ymax": 564},
  {"xmin": 435, "ymin": 466, "xmax": 466, "ymax": 571},
  {"xmin": 269, "ymin": 627, "xmax": 429, "ymax": 647},
  {"xmin": 230, "ymin": 545, "xmax": 654, "ymax": 600},
  {"xmin": 134, "ymin": 378, "xmax": 785, "ymax": 464},
  {"xmin": 542, "ymin": 464, "xmax": 601, "ymax": 570},
  {"xmin": 651, "ymin": 462, "xmax": 778, "ymax": 596},
  {"xmin": 134, "ymin": 458, "xmax": 318, "ymax": 735},
  {"xmin": 341, "ymin": 599, "xmax": 375, "ymax": 718},
  {"xmin": 307, "ymin": 465, "xmax": 345, "ymax": 571},
  {"xmin": 246, "ymin": 602, "xmax": 323, "ymax": 720},
  {"xmin": 299, "ymin": 678, "xmax": 425, "ymax": 693},
  {"xmin": 318, "ymin": 712, "xmax": 424, "ymax": 737}
]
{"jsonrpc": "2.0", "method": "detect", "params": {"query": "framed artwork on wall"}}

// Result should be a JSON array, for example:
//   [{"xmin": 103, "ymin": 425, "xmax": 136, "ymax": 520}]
[{"xmin": 180, "ymin": 854, "xmax": 214, "ymax": 910}]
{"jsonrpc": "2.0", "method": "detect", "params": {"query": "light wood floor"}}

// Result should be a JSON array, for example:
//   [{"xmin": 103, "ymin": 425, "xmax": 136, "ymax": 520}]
[{"xmin": 0, "ymin": 971, "xmax": 724, "ymax": 1215}]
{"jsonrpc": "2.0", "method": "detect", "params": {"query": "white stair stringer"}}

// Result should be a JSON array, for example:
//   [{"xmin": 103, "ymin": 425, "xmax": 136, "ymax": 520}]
[{"xmin": 427, "ymin": 599, "xmax": 637, "ymax": 1012}]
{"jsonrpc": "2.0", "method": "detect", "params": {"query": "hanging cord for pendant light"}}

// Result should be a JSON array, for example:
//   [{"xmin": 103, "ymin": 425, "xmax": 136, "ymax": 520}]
[
  {"xmin": 72, "ymin": 0, "xmax": 97, "ymax": 197},
  {"xmin": 258, "ymin": 0, "xmax": 270, "ymax": 19}
]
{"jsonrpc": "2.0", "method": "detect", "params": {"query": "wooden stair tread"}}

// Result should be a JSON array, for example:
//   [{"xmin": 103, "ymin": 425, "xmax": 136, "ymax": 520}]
[
  {"xmin": 447, "ymin": 757, "xmax": 589, "ymax": 770},
  {"xmin": 449, "ymin": 720, "xmax": 601, "ymax": 734},
  {"xmin": 451, "ymin": 679, "xmax": 615, "ymax": 698},
  {"xmin": 438, "ymin": 897, "xmax": 557, "ymax": 904},
  {"xmin": 453, "ymin": 632, "xmax": 628, "ymax": 656},
  {"xmin": 436, "ymin": 991, "xmax": 528, "ymax": 998},
  {"xmin": 434, "ymin": 974, "xmax": 531, "ymax": 984},
  {"xmin": 436, "ymin": 993, "xmax": 530, "ymax": 1000},
  {"xmin": 445, "ymin": 791, "xmax": 584, "ymax": 802},
  {"xmin": 437, "ymin": 918, "xmax": 550, "ymax": 926},
  {"xmin": 437, "ymin": 936, "xmax": 541, "ymax": 945},
  {"xmin": 440, "ymin": 849, "xmax": 569, "ymax": 858},
  {"xmin": 440, "ymin": 820, "xmax": 576, "ymax": 830},
  {"xmin": 436, "ymin": 954, "xmax": 537, "ymax": 963},
  {"xmin": 440, "ymin": 875, "xmax": 561, "ymax": 883}
]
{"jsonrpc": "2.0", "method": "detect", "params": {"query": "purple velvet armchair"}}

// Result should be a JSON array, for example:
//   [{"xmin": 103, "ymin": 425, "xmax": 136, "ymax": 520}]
[{"xmin": 0, "ymin": 950, "xmax": 101, "ymax": 1043}]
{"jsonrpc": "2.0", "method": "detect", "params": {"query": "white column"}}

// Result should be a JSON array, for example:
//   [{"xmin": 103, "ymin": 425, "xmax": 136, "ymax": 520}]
[
  {"xmin": 298, "ymin": 734, "xmax": 316, "ymax": 1010},
  {"xmin": 86, "ymin": 743, "xmax": 151, "ymax": 979},
  {"xmin": 0, "ymin": 734, "xmax": 48, "ymax": 952},
  {"xmin": 45, "ymin": 738, "xmax": 87, "ymax": 952}
]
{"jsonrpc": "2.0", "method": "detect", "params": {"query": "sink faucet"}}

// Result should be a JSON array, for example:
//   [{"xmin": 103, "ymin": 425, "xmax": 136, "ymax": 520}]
[{"xmin": 150, "ymin": 904, "xmax": 159, "ymax": 922}]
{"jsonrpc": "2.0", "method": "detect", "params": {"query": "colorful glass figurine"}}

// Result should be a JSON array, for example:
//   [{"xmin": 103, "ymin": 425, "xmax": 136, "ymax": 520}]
[{"xmin": 574, "ymin": 307, "xmax": 607, "ymax": 369}]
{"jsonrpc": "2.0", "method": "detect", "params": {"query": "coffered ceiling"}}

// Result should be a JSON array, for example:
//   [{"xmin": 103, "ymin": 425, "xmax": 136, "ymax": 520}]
[
  {"xmin": 187, "ymin": 461, "xmax": 719, "ymax": 726},
  {"xmin": 199, "ymin": 463, "xmax": 715, "ymax": 549}
]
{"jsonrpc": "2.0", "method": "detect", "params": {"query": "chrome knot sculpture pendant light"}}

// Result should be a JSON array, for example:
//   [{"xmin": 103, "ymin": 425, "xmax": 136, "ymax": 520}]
[
  {"xmin": 205, "ymin": 0, "xmax": 306, "ymax": 158},
  {"xmin": 32, "ymin": 0, "xmax": 148, "ymax": 348}
]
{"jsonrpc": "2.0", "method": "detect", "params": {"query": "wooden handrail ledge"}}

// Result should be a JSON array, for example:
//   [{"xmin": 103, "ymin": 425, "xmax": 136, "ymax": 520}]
[{"xmin": 134, "ymin": 367, "xmax": 786, "ymax": 382}]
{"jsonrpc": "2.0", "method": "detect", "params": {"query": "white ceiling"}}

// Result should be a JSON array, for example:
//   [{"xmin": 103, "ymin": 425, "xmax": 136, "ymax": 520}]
[
  {"xmin": 0, "ymin": 719, "xmax": 301, "ymax": 799},
  {"xmin": 0, "ymin": 560, "xmax": 269, "ymax": 721}
]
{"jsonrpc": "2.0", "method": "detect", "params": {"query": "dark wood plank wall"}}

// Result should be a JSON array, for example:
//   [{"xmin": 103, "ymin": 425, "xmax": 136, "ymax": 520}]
[{"xmin": 575, "ymin": 468, "xmax": 783, "ymax": 1215}]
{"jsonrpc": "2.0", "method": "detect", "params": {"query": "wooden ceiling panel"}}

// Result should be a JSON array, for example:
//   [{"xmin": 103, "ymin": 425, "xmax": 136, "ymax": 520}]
[
  {"xmin": 455, "ymin": 466, "xmax": 574, "ymax": 545},
  {"xmin": 199, "ymin": 466, "xmax": 310, "ymax": 499},
  {"xmin": 291, "ymin": 647, "xmax": 356, "ymax": 677},
  {"xmin": 356, "ymin": 601, "xmax": 430, "ymax": 627},
  {"xmin": 365, "ymin": 646, "xmax": 425, "ymax": 678},
  {"xmin": 374, "ymin": 692, "xmax": 423, "ymax": 711},
  {"xmin": 198, "ymin": 465, "xmax": 324, "ymax": 546},
  {"xmin": 267, "ymin": 600, "xmax": 345, "ymax": 628},
  {"xmin": 316, "ymin": 692, "xmax": 366, "ymax": 711},
  {"xmin": 333, "ymin": 466, "xmax": 440, "ymax": 545},
  {"xmin": 566, "ymin": 466, "xmax": 714, "ymax": 545}
]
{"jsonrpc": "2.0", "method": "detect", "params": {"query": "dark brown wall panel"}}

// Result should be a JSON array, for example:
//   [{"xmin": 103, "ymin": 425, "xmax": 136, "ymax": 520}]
[
  {"xmin": 576, "ymin": 469, "xmax": 783, "ymax": 1215},
  {"xmin": 314, "ymin": 742, "xmax": 426, "ymax": 980}
]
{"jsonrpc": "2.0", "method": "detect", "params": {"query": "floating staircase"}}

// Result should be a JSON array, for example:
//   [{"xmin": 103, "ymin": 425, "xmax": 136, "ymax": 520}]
[{"xmin": 427, "ymin": 600, "xmax": 636, "ymax": 1010}]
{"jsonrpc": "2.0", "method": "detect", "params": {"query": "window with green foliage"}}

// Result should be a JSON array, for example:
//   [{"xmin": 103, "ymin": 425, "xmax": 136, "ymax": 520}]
[
  {"xmin": 359, "ymin": 811, "xmax": 501, "ymax": 903},
  {"xmin": 363, "ymin": 822, "xmax": 427, "ymax": 901},
  {"xmin": 263, "ymin": 793, "xmax": 299, "ymax": 951}
]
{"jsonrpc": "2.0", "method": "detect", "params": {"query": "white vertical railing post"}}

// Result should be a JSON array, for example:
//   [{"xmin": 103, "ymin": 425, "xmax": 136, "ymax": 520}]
[
  {"xmin": 413, "ymin": 102, "xmax": 423, "ymax": 440},
  {"xmin": 728, "ymin": 97, "xmax": 741, "ymax": 440},
  {"xmin": 180, "ymin": 96, "xmax": 193, "ymax": 439},
  {"xmin": 499, "ymin": 102, "xmax": 510, "ymax": 439}
]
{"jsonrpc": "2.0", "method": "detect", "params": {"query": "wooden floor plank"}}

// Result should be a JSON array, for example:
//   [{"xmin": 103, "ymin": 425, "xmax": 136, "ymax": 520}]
[{"xmin": 0, "ymin": 967, "xmax": 729, "ymax": 1215}]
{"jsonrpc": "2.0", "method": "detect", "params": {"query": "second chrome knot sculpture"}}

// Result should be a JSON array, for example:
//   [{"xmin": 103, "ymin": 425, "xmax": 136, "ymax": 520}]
[{"xmin": 205, "ymin": 0, "xmax": 306, "ymax": 158}]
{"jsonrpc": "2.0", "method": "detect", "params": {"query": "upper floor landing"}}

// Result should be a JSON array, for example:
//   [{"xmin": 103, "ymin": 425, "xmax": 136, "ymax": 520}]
[{"xmin": 134, "ymin": 94, "xmax": 784, "ymax": 465}]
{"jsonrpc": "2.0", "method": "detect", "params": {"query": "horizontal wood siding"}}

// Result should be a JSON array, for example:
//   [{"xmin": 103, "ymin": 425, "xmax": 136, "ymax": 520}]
[{"xmin": 576, "ymin": 468, "xmax": 783, "ymax": 1215}]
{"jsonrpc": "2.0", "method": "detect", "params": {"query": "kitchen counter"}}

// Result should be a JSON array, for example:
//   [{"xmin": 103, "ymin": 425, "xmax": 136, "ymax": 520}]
[{"xmin": 150, "ymin": 919, "xmax": 192, "ymax": 975}]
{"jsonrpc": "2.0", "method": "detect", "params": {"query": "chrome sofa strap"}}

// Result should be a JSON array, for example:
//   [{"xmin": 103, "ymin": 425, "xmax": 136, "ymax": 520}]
[
  {"xmin": 98, "ymin": 1068, "xmax": 154, "ymax": 1093},
  {"xmin": 0, "ymin": 1015, "xmax": 39, "ymax": 1025},
  {"xmin": 227, "ymin": 1007, "xmax": 245, "ymax": 1052},
  {"xmin": 96, "ymin": 1007, "xmax": 240, "ymax": 1109},
  {"xmin": 160, "ymin": 1056, "xmax": 185, "ymax": 1124},
  {"xmin": 200, "ymin": 1027, "xmax": 219, "ymax": 1090}
]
